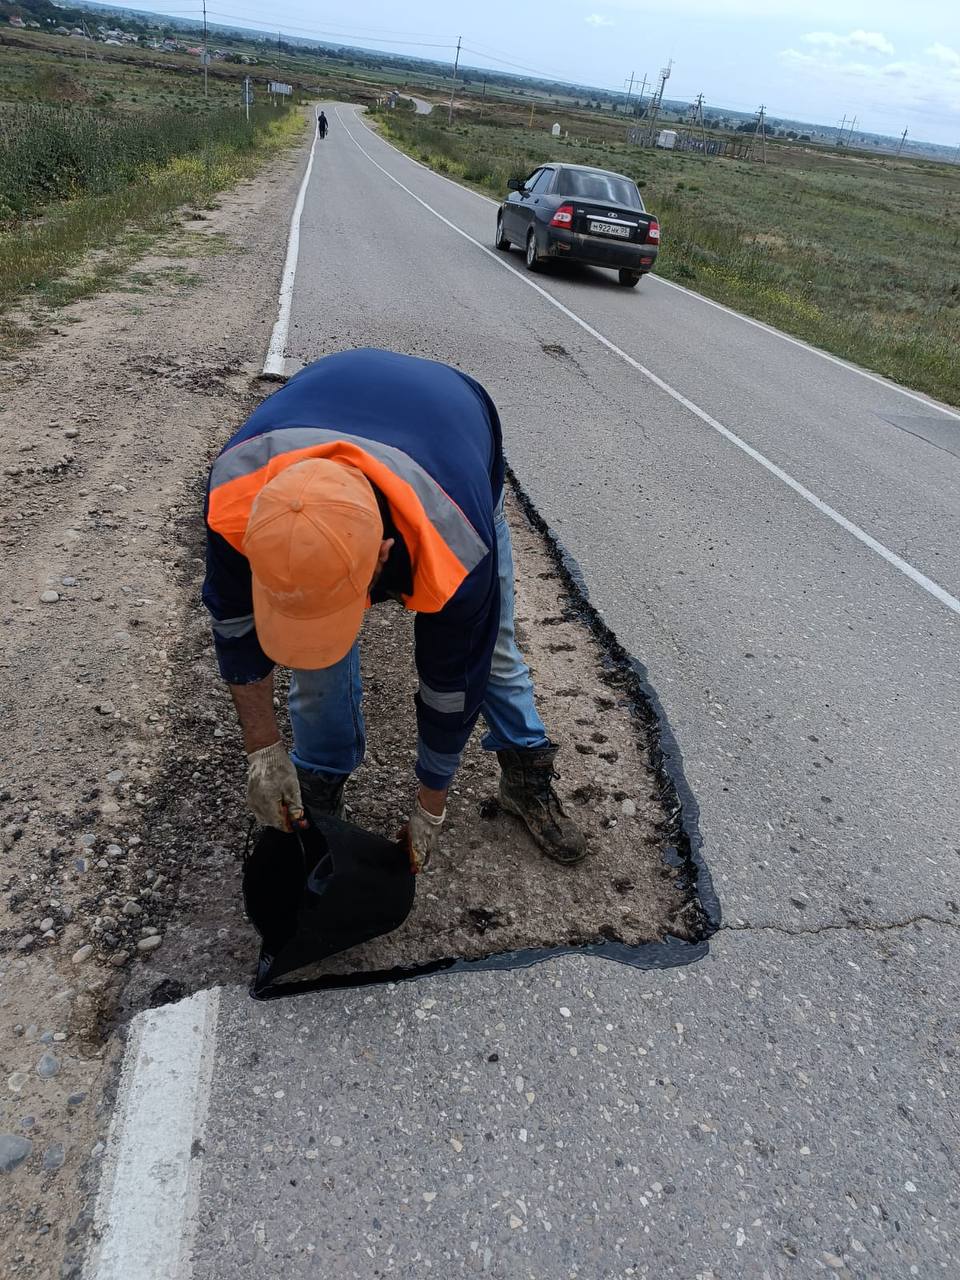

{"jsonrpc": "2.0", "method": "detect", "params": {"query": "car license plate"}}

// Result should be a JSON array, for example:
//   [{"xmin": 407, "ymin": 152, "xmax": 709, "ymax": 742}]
[{"xmin": 589, "ymin": 220, "xmax": 630, "ymax": 238}]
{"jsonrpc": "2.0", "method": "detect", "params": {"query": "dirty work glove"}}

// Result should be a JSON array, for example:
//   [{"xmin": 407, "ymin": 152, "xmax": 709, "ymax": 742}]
[
  {"xmin": 402, "ymin": 799, "xmax": 445, "ymax": 874},
  {"xmin": 246, "ymin": 741, "xmax": 304, "ymax": 831}
]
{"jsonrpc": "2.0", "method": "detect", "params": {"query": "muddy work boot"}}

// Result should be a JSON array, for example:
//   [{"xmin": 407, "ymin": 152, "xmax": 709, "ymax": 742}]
[
  {"xmin": 496, "ymin": 744, "xmax": 587, "ymax": 865},
  {"xmin": 296, "ymin": 768, "xmax": 347, "ymax": 824}
]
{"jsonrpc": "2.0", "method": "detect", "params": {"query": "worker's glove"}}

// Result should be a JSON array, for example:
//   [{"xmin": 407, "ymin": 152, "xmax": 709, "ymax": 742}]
[
  {"xmin": 401, "ymin": 799, "xmax": 445, "ymax": 874},
  {"xmin": 246, "ymin": 741, "xmax": 305, "ymax": 832}
]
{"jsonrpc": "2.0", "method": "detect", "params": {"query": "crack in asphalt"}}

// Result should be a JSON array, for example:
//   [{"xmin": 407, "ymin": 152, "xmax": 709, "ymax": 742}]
[{"xmin": 721, "ymin": 914, "xmax": 960, "ymax": 937}]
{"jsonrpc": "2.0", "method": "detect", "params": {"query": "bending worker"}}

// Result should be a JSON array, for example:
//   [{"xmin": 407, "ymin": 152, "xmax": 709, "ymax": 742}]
[{"xmin": 203, "ymin": 348, "xmax": 585, "ymax": 871}]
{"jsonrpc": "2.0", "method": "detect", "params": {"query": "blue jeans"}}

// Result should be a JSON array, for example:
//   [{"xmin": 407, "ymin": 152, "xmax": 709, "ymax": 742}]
[{"xmin": 289, "ymin": 496, "xmax": 548, "ymax": 787}]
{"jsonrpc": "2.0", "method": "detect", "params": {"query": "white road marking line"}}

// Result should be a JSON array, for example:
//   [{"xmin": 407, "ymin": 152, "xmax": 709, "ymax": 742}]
[
  {"xmin": 263, "ymin": 119, "xmax": 321, "ymax": 377},
  {"xmin": 337, "ymin": 107, "xmax": 960, "ymax": 621},
  {"xmin": 349, "ymin": 106, "xmax": 960, "ymax": 426},
  {"xmin": 85, "ymin": 989, "xmax": 221, "ymax": 1280}
]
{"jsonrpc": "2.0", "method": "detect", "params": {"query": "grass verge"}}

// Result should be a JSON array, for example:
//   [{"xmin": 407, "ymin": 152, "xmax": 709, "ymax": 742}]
[
  {"xmin": 375, "ymin": 110, "xmax": 960, "ymax": 407},
  {"xmin": 0, "ymin": 105, "xmax": 304, "ymax": 350}
]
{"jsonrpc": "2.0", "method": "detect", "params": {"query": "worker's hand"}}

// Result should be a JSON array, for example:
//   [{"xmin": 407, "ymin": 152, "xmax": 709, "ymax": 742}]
[
  {"xmin": 400, "ymin": 798, "xmax": 446, "ymax": 874},
  {"xmin": 246, "ymin": 741, "xmax": 305, "ymax": 831}
]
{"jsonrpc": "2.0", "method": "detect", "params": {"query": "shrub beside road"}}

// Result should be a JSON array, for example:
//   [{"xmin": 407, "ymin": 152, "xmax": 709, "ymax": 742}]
[
  {"xmin": 377, "ymin": 107, "xmax": 960, "ymax": 407},
  {"xmin": 0, "ymin": 100, "xmax": 302, "ymax": 337}
]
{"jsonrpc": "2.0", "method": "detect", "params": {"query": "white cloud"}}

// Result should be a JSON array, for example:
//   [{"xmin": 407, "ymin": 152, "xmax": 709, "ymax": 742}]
[
  {"xmin": 927, "ymin": 43, "xmax": 960, "ymax": 67},
  {"xmin": 802, "ymin": 29, "xmax": 894, "ymax": 55},
  {"xmin": 585, "ymin": 13, "xmax": 614, "ymax": 26},
  {"xmin": 778, "ymin": 42, "xmax": 960, "ymax": 126}
]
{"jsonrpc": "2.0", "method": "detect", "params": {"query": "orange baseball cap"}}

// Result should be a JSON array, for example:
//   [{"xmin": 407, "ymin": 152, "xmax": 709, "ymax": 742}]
[{"xmin": 243, "ymin": 458, "xmax": 383, "ymax": 670}]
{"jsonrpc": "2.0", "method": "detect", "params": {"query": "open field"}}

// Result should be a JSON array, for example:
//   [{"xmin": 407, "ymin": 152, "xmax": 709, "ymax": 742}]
[{"xmin": 377, "ymin": 104, "xmax": 960, "ymax": 406}]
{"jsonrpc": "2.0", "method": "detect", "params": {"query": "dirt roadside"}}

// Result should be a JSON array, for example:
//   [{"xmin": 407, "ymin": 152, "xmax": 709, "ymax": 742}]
[
  {"xmin": 0, "ymin": 128, "xmax": 307, "ymax": 1278},
  {"xmin": 0, "ymin": 121, "xmax": 699, "ymax": 1278}
]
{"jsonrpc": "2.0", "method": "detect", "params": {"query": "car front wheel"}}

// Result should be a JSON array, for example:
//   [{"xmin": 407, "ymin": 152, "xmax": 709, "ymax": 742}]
[
  {"xmin": 525, "ymin": 230, "xmax": 542, "ymax": 272},
  {"xmin": 495, "ymin": 213, "xmax": 511, "ymax": 251},
  {"xmin": 618, "ymin": 269, "xmax": 642, "ymax": 288}
]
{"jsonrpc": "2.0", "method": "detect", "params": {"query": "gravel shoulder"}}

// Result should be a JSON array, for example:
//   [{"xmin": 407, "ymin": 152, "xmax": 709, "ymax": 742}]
[{"xmin": 0, "ymin": 130, "xmax": 307, "ymax": 1280}]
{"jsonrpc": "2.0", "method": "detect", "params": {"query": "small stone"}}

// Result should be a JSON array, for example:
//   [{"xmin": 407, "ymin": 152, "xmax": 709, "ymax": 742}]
[
  {"xmin": 106, "ymin": 845, "xmax": 123, "ymax": 857},
  {"xmin": 42, "ymin": 1143, "xmax": 65, "ymax": 1172},
  {"xmin": 71, "ymin": 945, "xmax": 93, "ymax": 965},
  {"xmin": 67, "ymin": 1092, "xmax": 87, "ymax": 1107},
  {"xmin": 61, "ymin": 576, "xmax": 78, "ymax": 587},
  {"xmin": 106, "ymin": 771, "xmax": 125, "ymax": 785},
  {"xmin": 621, "ymin": 798, "xmax": 637, "ymax": 817},
  {"xmin": 137, "ymin": 934, "xmax": 163, "ymax": 953},
  {"xmin": 109, "ymin": 951, "xmax": 131, "ymax": 967},
  {"xmin": 7, "ymin": 1072, "xmax": 28, "ymax": 1094},
  {"xmin": 64, "ymin": 428, "xmax": 79, "ymax": 439},
  {"xmin": 39, "ymin": 1031, "xmax": 55, "ymax": 1044},
  {"xmin": 94, "ymin": 701, "xmax": 116, "ymax": 716},
  {"xmin": 36, "ymin": 1053, "xmax": 60, "ymax": 1079},
  {"xmin": 16, "ymin": 934, "xmax": 35, "ymax": 950},
  {"xmin": 39, "ymin": 918, "xmax": 54, "ymax": 933},
  {"xmin": 422, "ymin": 1191, "xmax": 437, "ymax": 1203},
  {"xmin": 40, "ymin": 591, "xmax": 60, "ymax": 604},
  {"xmin": 20, "ymin": 1116, "xmax": 35, "ymax": 1130},
  {"xmin": 0, "ymin": 1134, "xmax": 32, "ymax": 1172},
  {"xmin": 53, "ymin": 1032, "xmax": 67, "ymax": 1042},
  {"xmin": 559, "ymin": 1007, "xmax": 571, "ymax": 1018},
  {"xmin": 122, "ymin": 901, "xmax": 141, "ymax": 918}
]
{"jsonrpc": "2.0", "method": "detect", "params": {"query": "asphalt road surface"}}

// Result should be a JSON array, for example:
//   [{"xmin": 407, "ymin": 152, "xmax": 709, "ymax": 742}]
[{"xmin": 86, "ymin": 107, "xmax": 960, "ymax": 1279}]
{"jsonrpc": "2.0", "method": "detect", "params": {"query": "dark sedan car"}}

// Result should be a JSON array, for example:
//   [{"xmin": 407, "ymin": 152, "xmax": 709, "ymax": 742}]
[{"xmin": 496, "ymin": 163, "xmax": 659, "ymax": 287}]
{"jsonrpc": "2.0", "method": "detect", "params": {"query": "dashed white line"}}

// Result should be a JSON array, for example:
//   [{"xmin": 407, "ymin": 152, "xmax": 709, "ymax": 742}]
[
  {"xmin": 85, "ymin": 989, "xmax": 221, "ymax": 1280},
  {"xmin": 337, "ymin": 106, "xmax": 960, "ymax": 620}
]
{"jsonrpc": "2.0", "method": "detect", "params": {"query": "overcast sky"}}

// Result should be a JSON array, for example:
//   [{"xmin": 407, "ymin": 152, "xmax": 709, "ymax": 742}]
[{"xmin": 126, "ymin": 0, "xmax": 959, "ymax": 145}]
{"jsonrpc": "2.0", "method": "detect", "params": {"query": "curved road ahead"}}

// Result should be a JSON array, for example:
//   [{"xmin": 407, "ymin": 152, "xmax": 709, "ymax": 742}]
[{"xmin": 88, "ymin": 107, "xmax": 960, "ymax": 1279}]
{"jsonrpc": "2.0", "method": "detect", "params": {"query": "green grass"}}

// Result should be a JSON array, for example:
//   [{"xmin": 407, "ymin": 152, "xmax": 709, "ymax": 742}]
[
  {"xmin": 376, "ymin": 109, "xmax": 960, "ymax": 407},
  {"xmin": 0, "ymin": 103, "xmax": 303, "ymax": 345}
]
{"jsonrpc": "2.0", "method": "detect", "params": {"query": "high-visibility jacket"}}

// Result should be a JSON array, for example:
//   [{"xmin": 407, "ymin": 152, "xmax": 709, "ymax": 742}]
[{"xmin": 203, "ymin": 349, "xmax": 504, "ymax": 783}]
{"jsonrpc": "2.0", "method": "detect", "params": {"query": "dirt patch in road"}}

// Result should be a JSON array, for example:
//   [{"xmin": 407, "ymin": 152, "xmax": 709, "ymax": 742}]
[
  {"xmin": 0, "ymin": 132, "xmax": 308, "ymax": 1279},
  {"xmin": 118, "ymin": 486, "xmax": 700, "ymax": 1006}
]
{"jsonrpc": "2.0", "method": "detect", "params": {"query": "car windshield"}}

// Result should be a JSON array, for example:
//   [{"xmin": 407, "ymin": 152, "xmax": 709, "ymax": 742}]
[{"xmin": 562, "ymin": 170, "xmax": 642, "ymax": 208}]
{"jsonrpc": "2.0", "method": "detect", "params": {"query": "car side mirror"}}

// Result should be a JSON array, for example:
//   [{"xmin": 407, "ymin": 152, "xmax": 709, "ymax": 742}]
[{"xmin": 507, "ymin": 178, "xmax": 524, "ymax": 191}]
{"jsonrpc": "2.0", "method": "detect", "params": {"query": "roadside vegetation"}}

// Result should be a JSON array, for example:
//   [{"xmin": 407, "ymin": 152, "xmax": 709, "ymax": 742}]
[
  {"xmin": 376, "ymin": 107, "xmax": 960, "ymax": 407},
  {"xmin": 0, "ymin": 49, "xmax": 305, "ymax": 347}
]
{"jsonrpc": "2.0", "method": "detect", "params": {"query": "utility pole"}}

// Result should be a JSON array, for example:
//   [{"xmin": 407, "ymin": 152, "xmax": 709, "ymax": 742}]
[
  {"xmin": 635, "ymin": 73, "xmax": 648, "ymax": 117},
  {"xmin": 624, "ymin": 71, "xmax": 634, "ymax": 115},
  {"xmin": 528, "ymin": 101, "xmax": 534, "ymax": 128},
  {"xmin": 693, "ymin": 92, "xmax": 708, "ymax": 156},
  {"xmin": 836, "ymin": 113, "xmax": 847, "ymax": 146},
  {"xmin": 202, "ymin": 0, "xmax": 208, "ymax": 98},
  {"xmin": 447, "ymin": 35, "xmax": 461, "ymax": 124},
  {"xmin": 750, "ymin": 104, "xmax": 767, "ymax": 163},
  {"xmin": 896, "ymin": 126, "xmax": 908, "ymax": 157}
]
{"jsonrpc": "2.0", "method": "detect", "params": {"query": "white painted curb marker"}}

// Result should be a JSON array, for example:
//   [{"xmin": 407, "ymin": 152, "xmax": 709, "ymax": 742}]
[
  {"xmin": 263, "ymin": 117, "xmax": 321, "ymax": 378},
  {"xmin": 337, "ymin": 106, "xmax": 960, "ymax": 622},
  {"xmin": 86, "ymin": 989, "xmax": 221, "ymax": 1280}
]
